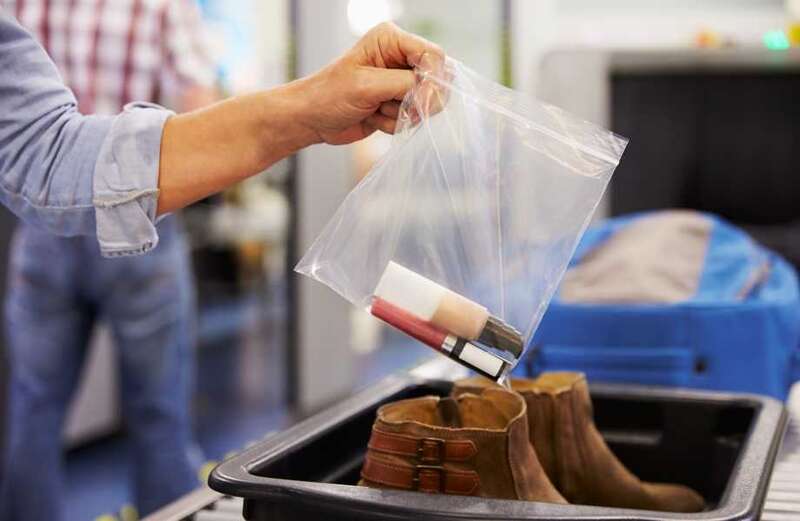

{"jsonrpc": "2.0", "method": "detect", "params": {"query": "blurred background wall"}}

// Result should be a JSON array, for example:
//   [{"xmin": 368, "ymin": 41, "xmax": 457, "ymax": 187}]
[{"xmin": 1, "ymin": 1, "xmax": 798, "ymax": 518}]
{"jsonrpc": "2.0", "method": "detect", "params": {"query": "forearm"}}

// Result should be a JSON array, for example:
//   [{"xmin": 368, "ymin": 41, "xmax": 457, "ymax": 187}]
[
  {"xmin": 0, "ymin": 16, "xmax": 439, "ymax": 256},
  {"xmin": 157, "ymin": 82, "xmax": 318, "ymax": 214},
  {"xmin": 1, "ymin": 14, "xmax": 172, "ymax": 258}
]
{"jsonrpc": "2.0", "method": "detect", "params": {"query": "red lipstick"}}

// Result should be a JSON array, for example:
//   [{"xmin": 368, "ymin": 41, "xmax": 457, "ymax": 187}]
[
  {"xmin": 370, "ymin": 297, "xmax": 447, "ymax": 350},
  {"xmin": 370, "ymin": 296, "xmax": 508, "ymax": 381}
]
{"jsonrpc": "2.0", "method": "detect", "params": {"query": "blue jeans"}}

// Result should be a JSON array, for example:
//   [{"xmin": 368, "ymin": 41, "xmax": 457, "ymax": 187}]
[{"xmin": 0, "ymin": 216, "xmax": 199, "ymax": 519}]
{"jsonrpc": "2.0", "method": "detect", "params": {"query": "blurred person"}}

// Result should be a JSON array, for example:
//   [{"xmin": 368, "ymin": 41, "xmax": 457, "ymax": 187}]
[
  {"xmin": 0, "ymin": 0, "xmax": 218, "ymax": 518},
  {"xmin": 0, "ymin": 10, "xmax": 442, "ymax": 511}
]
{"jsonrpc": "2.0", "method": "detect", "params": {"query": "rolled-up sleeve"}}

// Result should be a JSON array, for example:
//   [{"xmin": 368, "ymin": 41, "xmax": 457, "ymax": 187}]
[
  {"xmin": 93, "ymin": 102, "xmax": 172, "ymax": 256},
  {"xmin": 0, "ymin": 13, "xmax": 171, "ymax": 257}
]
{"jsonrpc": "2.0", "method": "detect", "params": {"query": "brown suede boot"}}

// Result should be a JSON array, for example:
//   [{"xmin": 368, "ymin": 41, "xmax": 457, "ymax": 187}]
[
  {"xmin": 359, "ymin": 387, "xmax": 566, "ymax": 503},
  {"xmin": 453, "ymin": 373, "xmax": 705, "ymax": 513}
]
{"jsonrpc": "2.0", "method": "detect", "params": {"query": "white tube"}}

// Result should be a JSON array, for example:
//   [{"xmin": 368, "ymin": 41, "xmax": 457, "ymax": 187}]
[
  {"xmin": 374, "ymin": 261, "xmax": 445, "ymax": 320},
  {"xmin": 458, "ymin": 343, "xmax": 504, "ymax": 378},
  {"xmin": 375, "ymin": 262, "xmax": 490, "ymax": 339}
]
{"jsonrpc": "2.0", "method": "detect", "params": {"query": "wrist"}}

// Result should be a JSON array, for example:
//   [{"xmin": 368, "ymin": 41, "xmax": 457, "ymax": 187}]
[{"xmin": 255, "ymin": 80, "xmax": 321, "ymax": 164}]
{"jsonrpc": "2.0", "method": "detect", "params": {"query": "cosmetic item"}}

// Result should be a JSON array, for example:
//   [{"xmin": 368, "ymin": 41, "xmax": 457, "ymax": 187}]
[
  {"xmin": 374, "ymin": 262, "xmax": 524, "ymax": 358},
  {"xmin": 371, "ymin": 297, "xmax": 509, "ymax": 381},
  {"xmin": 477, "ymin": 316, "xmax": 524, "ymax": 358}
]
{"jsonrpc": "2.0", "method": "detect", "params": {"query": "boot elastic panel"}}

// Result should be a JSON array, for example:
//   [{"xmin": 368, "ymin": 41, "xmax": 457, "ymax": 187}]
[
  {"xmin": 437, "ymin": 397, "xmax": 463, "ymax": 428},
  {"xmin": 456, "ymin": 388, "xmax": 530, "ymax": 429},
  {"xmin": 451, "ymin": 376, "xmax": 503, "ymax": 398},
  {"xmin": 453, "ymin": 373, "xmax": 588, "ymax": 397},
  {"xmin": 518, "ymin": 372, "xmax": 585, "ymax": 395},
  {"xmin": 378, "ymin": 393, "xmax": 516, "ymax": 430}
]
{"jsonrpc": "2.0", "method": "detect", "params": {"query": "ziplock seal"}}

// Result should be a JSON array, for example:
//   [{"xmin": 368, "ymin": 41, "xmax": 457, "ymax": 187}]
[{"xmin": 416, "ymin": 68, "xmax": 623, "ymax": 167}]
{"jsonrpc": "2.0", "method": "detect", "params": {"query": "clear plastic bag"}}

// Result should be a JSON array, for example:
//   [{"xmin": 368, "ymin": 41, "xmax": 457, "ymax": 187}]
[{"xmin": 296, "ymin": 57, "xmax": 627, "ymax": 381}]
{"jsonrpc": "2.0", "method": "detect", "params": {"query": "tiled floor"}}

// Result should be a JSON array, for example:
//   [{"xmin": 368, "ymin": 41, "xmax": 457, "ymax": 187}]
[{"xmin": 63, "ymin": 285, "xmax": 430, "ymax": 521}]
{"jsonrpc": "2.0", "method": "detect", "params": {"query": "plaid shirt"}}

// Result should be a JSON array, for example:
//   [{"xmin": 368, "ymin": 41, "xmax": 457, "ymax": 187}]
[{"xmin": 4, "ymin": 0, "xmax": 215, "ymax": 115}]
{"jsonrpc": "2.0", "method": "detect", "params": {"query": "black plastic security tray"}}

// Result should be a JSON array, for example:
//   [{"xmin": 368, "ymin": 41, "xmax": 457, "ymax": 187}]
[{"xmin": 209, "ymin": 374, "xmax": 787, "ymax": 520}]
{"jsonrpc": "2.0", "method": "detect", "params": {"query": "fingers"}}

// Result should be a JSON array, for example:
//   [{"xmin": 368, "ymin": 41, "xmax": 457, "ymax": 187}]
[
  {"xmin": 323, "ymin": 22, "xmax": 446, "ymax": 145},
  {"xmin": 361, "ymin": 22, "xmax": 444, "ymax": 70},
  {"xmin": 357, "ymin": 67, "xmax": 415, "ymax": 105},
  {"xmin": 390, "ymin": 24, "xmax": 445, "ymax": 68},
  {"xmin": 379, "ymin": 101, "xmax": 401, "ymax": 119},
  {"xmin": 365, "ymin": 112, "xmax": 398, "ymax": 134}
]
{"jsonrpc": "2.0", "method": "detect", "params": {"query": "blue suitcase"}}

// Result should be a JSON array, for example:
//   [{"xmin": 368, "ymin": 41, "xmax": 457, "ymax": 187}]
[{"xmin": 516, "ymin": 212, "xmax": 800, "ymax": 400}]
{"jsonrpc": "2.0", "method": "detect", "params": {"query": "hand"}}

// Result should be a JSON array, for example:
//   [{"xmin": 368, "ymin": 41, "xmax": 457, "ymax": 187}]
[
  {"xmin": 158, "ymin": 23, "xmax": 443, "ymax": 214},
  {"xmin": 291, "ymin": 22, "xmax": 445, "ymax": 146}
]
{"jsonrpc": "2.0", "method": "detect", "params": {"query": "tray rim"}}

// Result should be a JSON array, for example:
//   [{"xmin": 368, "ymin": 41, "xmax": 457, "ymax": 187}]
[{"xmin": 209, "ymin": 374, "xmax": 787, "ymax": 521}]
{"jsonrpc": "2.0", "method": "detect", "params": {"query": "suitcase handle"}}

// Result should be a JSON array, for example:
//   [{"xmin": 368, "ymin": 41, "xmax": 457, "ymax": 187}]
[{"xmin": 521, "ymin": 344, "xmax": 695, "ymax": 387}]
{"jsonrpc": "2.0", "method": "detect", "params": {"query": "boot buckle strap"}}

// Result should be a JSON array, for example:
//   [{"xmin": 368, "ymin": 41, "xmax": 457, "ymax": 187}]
[
  {"xmin": 417, "ymin": 437, "xmax": 446, "ymax": 464},
  {"xmin": 368, "ymin": 429, "xmax": 477, "ymax": 462},
  {"xmin": 412, "ymin": 464, "xmax": 446, "ymax": 493},
  {"xmin": 414, "ymin": 438, "xmax": 446, "ymax": 493},
  {"xmin": 361, "ymin": 455, "xmax": 481, "ymax": 495}
]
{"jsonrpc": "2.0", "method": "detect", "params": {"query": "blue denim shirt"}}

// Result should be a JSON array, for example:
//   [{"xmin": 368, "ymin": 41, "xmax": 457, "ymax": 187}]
[{"xmin": 0, "ymin": 12, "xmax": 171, "ymax": 257}]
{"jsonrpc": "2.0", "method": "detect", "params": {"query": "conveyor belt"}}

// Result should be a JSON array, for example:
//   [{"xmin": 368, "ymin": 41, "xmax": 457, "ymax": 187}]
[
  {"xmin": 190, "ymin": 496, "xmax": 245, "ymax": 521},
  {"xmin": 762, "ymin": 384, "xmax": 800, "ymax": 521}
]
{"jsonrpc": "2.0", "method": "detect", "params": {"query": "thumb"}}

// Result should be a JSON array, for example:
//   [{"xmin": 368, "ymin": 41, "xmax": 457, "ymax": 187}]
[{"xmin": 356, "ymin": 67, "xmax": 416, "ymax": 106}]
